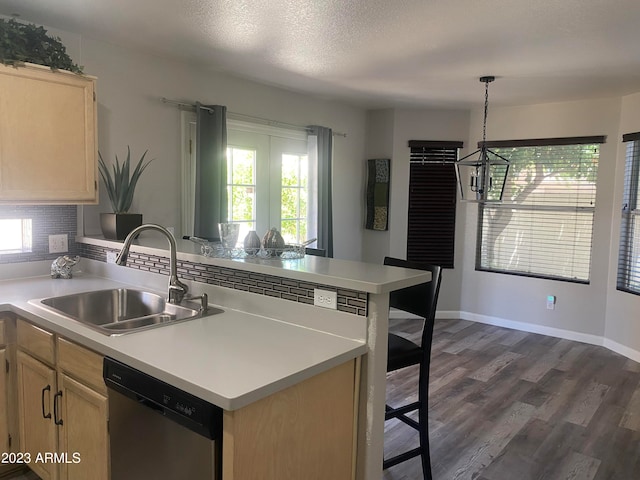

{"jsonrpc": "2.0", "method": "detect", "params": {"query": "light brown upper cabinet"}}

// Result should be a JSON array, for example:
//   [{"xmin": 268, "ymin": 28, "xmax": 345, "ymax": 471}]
[{"xmin": 0, "ymin": 63, "xmax": 97, "ymax": 204}]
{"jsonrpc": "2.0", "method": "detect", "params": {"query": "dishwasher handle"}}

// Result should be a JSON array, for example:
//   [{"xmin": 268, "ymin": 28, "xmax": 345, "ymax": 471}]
[{"xmin": 136, "ymin": 394, "xmax": 164, "ymax": 414}]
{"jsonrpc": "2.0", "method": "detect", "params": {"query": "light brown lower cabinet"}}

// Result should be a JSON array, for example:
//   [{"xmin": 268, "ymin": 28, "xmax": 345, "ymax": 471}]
[
  {"xmin": 57, "ymin": 373, "xmax": 108, "ymax": 480},
  {"xmin": 0, "ymin": 348, "xmax": 9, "ymax": 452},
  {"xmin": 0, "ymin": 317, "xmax": 11, "ymax": 453},
  {"xmin": 0, "ymin": 315, "xmax": 20, "ymax": 478},
  {"xmin": 16, "ymin": 319, "xmax": 109, "ymax": 480},
  {"xmin": 222, "ymin": 359, "xmax": 359, "ymax": 480},
  {"xmin": 16, "ymin": 350, "xmax": 58, "ymax": 480},
  {"xmin": 12, "ymin": 317, "xmax": 358, "ymax": 480}
]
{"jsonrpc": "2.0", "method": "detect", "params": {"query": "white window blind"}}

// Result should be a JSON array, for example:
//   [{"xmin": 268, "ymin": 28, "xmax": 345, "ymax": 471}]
[
  {"xmin": 618, "ymin": 133, "xmax": 640, "ymax": 295},
  {"xmin": 477, "ymin": 137, "xmax": 604, "ymax": 282}
]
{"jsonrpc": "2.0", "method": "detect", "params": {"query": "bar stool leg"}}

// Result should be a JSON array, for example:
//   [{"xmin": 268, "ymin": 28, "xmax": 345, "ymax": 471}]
[{"xmin": 418, "ymin": 362, "xmax": 433, "ymax": 480}]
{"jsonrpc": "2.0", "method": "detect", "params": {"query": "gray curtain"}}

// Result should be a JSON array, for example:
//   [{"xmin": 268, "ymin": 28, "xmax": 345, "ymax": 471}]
[
  {"xmin": 194, "ymin": 103, "xmax": 228, "ymax": 240},
  {"xmin": 309, "ymin": 125, "xmax": 333, "ymax": 257}
]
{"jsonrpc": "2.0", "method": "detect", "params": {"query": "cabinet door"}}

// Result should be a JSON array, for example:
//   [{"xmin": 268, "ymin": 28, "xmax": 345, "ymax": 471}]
[
  {"xmin": 0, "ymin": 63, "xmax": 97, "ymax": 203},
  {"xmin": 0, "ymin": 348, "xmax": 8, "ymax": 452},
  {"xmin": 57, "ymin": 373, "xmax": 109, "ymax": 480},
  {"xmin": 223, "ymin": 360, "xmax": 356, "ymax": 480},
  {"xmin": 16, "ymin": 350, "xmax": 58, "ymax": 480}
]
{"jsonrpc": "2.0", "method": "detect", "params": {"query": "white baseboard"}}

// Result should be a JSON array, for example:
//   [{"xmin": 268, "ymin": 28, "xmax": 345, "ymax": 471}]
[
  {"xmin": 433, "ymin": 310, "xmax": 461, "ymax": 319},
  {"xmin": 457, "ymin": 311, "xmax": 604, "ymax": 347},
  {"xmin": 603, "ymin": 338, "xmax": 640, "ymax": 363}
]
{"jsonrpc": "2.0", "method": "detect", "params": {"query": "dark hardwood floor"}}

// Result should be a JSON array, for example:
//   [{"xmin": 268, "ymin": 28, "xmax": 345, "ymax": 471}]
[{"xmin": 383, "ymin": 318, "xmax": 640, "ymax": 480}]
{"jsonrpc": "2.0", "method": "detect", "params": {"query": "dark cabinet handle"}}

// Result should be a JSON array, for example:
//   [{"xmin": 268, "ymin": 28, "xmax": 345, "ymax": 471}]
[
  {"xmin": 41, "ymin": 385, "xmax": 51, "ymax": 419},
  {"xmin": 53, "ymin": 391, "xmax": 63, "ymax": 426}
]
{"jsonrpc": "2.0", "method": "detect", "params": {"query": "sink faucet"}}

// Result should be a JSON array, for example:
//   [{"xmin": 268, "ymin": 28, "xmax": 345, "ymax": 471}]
[{"xmin": 116, "ymin": 224, "xmax": 189, "ymax": 304}]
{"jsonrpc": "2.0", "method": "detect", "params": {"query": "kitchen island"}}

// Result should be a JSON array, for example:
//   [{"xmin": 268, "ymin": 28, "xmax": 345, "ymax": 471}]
[{"xmin": 1, "ymin": 236, "xmax": 430, "ymax": 479}]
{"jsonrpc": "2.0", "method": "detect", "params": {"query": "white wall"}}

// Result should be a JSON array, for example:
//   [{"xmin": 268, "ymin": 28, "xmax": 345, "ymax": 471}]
[
  {"xmin": 66, "ymin": 34, "xmax": 367, "ymax": 260},
  {"xmin": 604, "ymin": 92, "xmax": 640, "ymax": 357},
  {"xmin": 362, "ymin": 109, "xmax": 395, "ymax": 263},
  {"xmin": 459, "ymin": 97, "xmax": 623, "ymax": 340},
  {"xmin": 363, "ymin": 108, "xmax": 470, "ymax": 311}
]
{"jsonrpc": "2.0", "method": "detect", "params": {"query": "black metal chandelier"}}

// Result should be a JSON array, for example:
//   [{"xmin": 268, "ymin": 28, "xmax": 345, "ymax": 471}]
[{"xmin": 456, "ymin": 76, "xmax": 510, "ymax": 202}]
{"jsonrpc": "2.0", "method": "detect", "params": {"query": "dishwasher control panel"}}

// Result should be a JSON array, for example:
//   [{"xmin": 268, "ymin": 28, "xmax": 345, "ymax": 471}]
[{"xmin": 104, "ymin": 357, "xmax": 222, "ymax": 440}]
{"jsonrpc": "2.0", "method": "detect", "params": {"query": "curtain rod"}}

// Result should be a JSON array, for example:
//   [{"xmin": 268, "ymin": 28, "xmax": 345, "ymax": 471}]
[{"xmin": 161, "ymin": 97, "xmax": 346, "ymax": 137}]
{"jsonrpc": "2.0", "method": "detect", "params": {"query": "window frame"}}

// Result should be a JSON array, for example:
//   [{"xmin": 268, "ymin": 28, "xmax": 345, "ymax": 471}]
[
  {"xmin": 476, "ymin": 136, "xmax": 605, "ymax": 283},
  {"xmin": 226, "ymin": 121, "xmax": 311, "ymax": 244},
  {"xmin": 226, "ymin": 143, "xmax": 258, "ymax": 235},
  {"xmin": 280, "ymin": 152, "xmax": 310, "ymax": 244},
  {"xmin": 181, "ymin": 113, "xmax": 313, "ymax": 243},
  {"xmin": 617, "ymin": 132, "xmax": 640, "ymax": 295}
]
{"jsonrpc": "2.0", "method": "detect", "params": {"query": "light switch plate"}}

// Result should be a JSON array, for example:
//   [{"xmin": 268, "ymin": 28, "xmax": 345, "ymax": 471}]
[
  {"xmin": 314, "ymin": 289, "xmax": 337, "ymax": 310},
  {"xmin": 106, "ymin": 251, "xmax": 117, "ymax": 264},
  {"xmin": 48, "ymin": 234, "xmax": 68, "ymax": 253}
]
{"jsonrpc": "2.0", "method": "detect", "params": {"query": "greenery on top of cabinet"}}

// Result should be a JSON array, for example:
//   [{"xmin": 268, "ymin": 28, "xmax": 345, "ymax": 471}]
[{"xmin": 0, "ymin": 18, "xmax": 83, "ymax": 73}]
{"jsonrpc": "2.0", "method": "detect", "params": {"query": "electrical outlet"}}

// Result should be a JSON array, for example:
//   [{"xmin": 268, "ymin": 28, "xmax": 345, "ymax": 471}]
[
  {"xmin": 314, "ymin": 289, "xmax": 337, "ymax": 310},
  {"xmin": 106, "ymin": 251, "xmax": 117, "ymax": 264},
  {"xmin": 48, "ymin": 234, "xmax": 68, "ymax": 253},
  {"xmin": 546, "ymin": 295, "xmax": 556, "ymax": 310}
]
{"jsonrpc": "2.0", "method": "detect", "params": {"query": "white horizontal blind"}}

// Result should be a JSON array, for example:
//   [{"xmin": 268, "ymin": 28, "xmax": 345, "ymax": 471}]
[
  {"xmin": 617, "ymin": 135, "xmax": 640, "ymax": 294},
  {"xmin": 478, "ymin": 140, "xmax": 602, "ymax": 282}
]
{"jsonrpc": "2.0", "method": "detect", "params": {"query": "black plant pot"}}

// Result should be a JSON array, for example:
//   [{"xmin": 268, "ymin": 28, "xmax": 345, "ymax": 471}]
[{"xmin": 100, "ymin": 213, "xmax": 143, "ymax": 240}]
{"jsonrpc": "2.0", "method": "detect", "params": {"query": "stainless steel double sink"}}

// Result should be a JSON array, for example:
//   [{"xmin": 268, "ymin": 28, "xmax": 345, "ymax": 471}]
[{"xmin": 37, "ymin": 288, "xmax": 222, "ymax": 336}]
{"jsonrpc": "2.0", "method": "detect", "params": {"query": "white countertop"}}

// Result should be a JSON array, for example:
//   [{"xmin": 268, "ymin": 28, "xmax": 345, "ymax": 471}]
[
  {"xmin": 2, "ymin": 272, "xmax": 366, "ymax": 411},
  {"xmin": 78, "ymin": 235, "xmax": 431, "ymax": 294}
]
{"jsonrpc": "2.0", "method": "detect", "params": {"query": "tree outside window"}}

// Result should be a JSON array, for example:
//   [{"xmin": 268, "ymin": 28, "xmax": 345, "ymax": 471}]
[
  {"xmin": 227, "ymin": 146, "xmax": 257, "ymax": 243},
  {"xmin": 280, "ymin": 153, "xmax": 308, "ymax": 244},
  {"xmin": 478, "ymin": 140, "xmax": 602, "ymax": 282}
]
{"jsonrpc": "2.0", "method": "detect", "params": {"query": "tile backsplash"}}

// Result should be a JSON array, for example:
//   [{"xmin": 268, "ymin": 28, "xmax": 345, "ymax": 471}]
[
  {"xmin": 0, "ymin": 206, "xmax": 369, "ymax": 316},
  {"xmin": 0, "ymin": 206, "xmax": 78, "ymax": 264},
  {"xmin": 80, "ymin": 243, "xmax": 368, "ymax": 316}
]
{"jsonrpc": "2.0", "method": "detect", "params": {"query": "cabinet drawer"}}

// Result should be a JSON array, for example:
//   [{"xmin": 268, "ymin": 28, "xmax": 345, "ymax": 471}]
[
  {"xmin": 17, "ymin": 319, "xmax": 55, "ymax": 365},
  {"xmin": 57, "ymin": 337, "xmax": 106, "ymax": 394}
]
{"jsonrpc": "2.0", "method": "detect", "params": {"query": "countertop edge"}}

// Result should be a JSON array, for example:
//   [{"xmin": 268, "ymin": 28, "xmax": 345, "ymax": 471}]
[{"xmin": 77, "ymin": 235, "xmax": 430, "ymax": 294}]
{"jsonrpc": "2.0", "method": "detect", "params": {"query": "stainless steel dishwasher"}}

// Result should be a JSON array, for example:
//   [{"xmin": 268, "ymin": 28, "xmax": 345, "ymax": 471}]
[{"xmin": 104, "ymin": 357, "xmax": 223, "ymax": 480}]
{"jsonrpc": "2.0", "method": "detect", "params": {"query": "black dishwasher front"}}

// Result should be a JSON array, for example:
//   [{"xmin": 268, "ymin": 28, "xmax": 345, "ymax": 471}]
[{"xmin": 104, "ymin": 357, "xmax": 222, "ymax": 480}]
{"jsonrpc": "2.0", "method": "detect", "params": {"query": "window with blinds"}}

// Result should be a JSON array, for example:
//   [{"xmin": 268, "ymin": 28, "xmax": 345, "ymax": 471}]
[
  {"xmin": 407, "ymin": 140, "xmax": 463, "ymax": 268},
  {"xmin": 477, "ymin": 136, "xmax": 605, "ymax": 282},
  {"xmin": 618, "ymin": 132, "xmax": 640, "ymax": 295}
]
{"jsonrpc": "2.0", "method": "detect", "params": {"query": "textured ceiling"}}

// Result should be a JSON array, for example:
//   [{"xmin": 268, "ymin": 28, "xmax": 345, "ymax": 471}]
[{"xmin": 2, "ymin": 0, "xmax": 640, "ymax": 109}]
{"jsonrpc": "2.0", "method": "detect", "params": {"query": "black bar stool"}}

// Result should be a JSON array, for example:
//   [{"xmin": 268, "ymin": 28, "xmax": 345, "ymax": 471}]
[{"xmin": 383, "ymin": 257, "xmax": 443, "ymax": 480}]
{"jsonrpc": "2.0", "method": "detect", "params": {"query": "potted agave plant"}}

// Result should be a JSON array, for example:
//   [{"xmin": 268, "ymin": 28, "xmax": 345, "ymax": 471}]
[{"xmin": 98, "ymin": 146, "xmax": 153, "ymax": 240}]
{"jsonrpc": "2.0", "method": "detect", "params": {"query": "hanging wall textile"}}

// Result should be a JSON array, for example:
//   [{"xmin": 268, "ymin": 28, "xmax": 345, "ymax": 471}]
[{"xmin": 366, "ymin": 158, "xmax": 390, "ymax": 231}]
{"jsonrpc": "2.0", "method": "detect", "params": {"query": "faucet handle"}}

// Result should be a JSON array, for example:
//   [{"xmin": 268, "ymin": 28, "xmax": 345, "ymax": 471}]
[
  {"xmin": 183, "ymin": 293, "xmax": 208, "ymax": 312},
  {"xmin": 168, "ymin": 281, "xmax": 188, "ymax": 304}
]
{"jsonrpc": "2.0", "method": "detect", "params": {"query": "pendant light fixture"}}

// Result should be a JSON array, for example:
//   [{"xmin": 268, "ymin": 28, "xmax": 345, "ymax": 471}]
[{"xmin": 456, "ymin": 76, "xmax": 510, "ymax": 202}]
